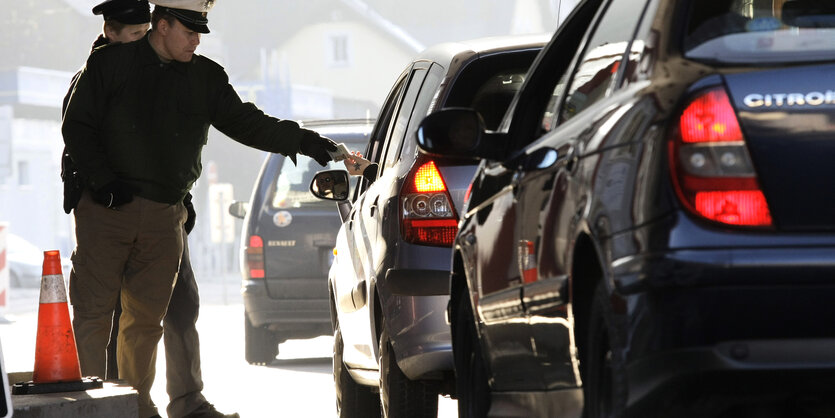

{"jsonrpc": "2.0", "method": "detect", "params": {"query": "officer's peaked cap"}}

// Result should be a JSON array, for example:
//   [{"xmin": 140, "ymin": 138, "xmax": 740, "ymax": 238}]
[
  {"xmin": 150, "ymin": 0, "xmax": 215, "ymax": 34},
  {"xmin": 92, "ymin": 0, "xmax": 151, "ymax": 24}
]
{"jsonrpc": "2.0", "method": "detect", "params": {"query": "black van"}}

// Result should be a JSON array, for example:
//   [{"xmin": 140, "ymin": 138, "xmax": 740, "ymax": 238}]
[{"xmin": 230, "ymin": 119, "xmax": 373, "ymax": 364}]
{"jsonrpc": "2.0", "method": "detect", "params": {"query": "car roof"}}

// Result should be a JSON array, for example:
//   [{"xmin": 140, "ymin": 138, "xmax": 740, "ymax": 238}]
[
  {"xmin": 414, "ymin": 33, "xmax": 551, "ymax": 67},
  {"xmin": 299, "ymin": 118, "xmax": 376, "ymax": 142},
  {"xmin": 6, "ymin": 233, "xmax": 41, "ymax": 256}
]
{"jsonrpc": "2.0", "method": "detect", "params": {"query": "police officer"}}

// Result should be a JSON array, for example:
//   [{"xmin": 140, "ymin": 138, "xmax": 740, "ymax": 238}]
[
  {"xmin": 61, "ymin": 0, "xmax": 150, "ymax": 212},
  {"xmin": 61, "ymin": 1, "xmax": 337, "ymax": 416},
  {"xmin": 63, "ymin": 2, "xmax": 239, "ymax": 418}
]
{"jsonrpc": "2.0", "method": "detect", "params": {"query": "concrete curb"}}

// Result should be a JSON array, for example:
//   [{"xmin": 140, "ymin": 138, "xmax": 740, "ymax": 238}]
[{"xmin": 9, "ymin": 372, "xmax": 138, "ymax": 417}]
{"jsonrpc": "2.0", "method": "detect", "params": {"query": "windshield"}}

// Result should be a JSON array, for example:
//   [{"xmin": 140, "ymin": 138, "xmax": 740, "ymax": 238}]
[{"xmin": 683, "ymin": 0, "xmax": 835, "ymax": 64}]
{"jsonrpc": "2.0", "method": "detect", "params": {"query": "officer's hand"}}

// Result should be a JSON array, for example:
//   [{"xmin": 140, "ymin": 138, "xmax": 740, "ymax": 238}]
[
  {"xmin": 299, "ymin": 131, "xmax": 337, "ymax": 167},
  {"xmin": 183, "ymin": 192, "xmax": 197, "ymax": 234},
  {"xmin": 92, "ymin": 180, "xmax": 139, "ymax": 209}
]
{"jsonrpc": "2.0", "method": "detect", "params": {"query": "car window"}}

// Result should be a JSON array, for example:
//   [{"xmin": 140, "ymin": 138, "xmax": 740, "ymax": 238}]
[
  {"xmin": 539, "ymin": 71, "xmax": 572, "ymax": 134},
  {"xmin": 683, "ymin": 0, "xmax": 835, "ymax": 64},
  {"xmin": 444, "ymin": 50, "xmax": 540, "ymax": 131},
  {"xmin": 270, "ymin": 156, "xmax": 359, "ymax": 209},
  {"xmin": 502, "ymin": 0, "xmax": 605, "ymax": 150},
  {"xmin": 399, "ymin": 63, "xmax": 445, "ymax": 165},
  {"xmin": 353, "ymin": 73, "xmax": 408, "ymax": 200},
  {"xmin": 382, "ymin": 67, "xmax": 428, "ymax": 171},
  {"xmin": 559, "ymin": 0, "xmax": 647, "ymax": 123},
  {"xmin": 372, "ymin": 75, "xmax": 407, "ymax": 165}
]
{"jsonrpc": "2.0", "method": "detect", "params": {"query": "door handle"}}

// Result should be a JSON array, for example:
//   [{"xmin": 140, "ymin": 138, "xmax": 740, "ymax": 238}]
[{"xmin": 565, "ymin": 145, "xmax": 578, "ymax": 172}]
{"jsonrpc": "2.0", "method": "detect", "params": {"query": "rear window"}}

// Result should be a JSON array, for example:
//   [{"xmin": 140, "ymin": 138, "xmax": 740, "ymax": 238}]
[
  {"xmin": 270, "ymin": 143, "xmax": 364, "ymax": 209},
  {"xmin": 445, "ymin": 50, "xmax": 541, "ymax": 130},
  {"xmin": 683, "ymin": 0, "xmax": 835, "ymax": 64}
]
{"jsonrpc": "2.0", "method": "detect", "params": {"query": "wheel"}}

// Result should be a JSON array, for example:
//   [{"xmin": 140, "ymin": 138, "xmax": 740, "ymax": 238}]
[
  {"xmin": 582, "ymin": 281, "xmax": 627, "ymax": 418},
  {"xmin": 453, "ymin": 291, "xmax": 490, "ymax": 418},
  {"xmin": 244, "ymin": 313, "xmax": 278, "ymax": 365},
  {"xmin": 334, "ymin": 320, "xmax": 381, "ymax": 417},
  {"xmin": 379, "ymin": 328, "xmax": 438, "ymax": 418}
]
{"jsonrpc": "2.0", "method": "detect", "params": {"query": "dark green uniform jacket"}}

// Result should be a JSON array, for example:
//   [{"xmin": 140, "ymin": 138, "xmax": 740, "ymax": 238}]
[{"xmin": 63, "ymin": 32, "xmax": 311, "ymax": 204}]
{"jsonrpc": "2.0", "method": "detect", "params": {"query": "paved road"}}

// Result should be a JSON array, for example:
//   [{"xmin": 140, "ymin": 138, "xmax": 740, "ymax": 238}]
[{"xmin": 0, "ymin": 277, "xmax": 457, "ymax": 417}]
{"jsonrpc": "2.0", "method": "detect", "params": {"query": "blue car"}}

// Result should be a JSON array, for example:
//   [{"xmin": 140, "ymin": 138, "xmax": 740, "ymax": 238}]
[{"xmin": 418, "ymin": 0, "xmax": 835, "ymax": 416}]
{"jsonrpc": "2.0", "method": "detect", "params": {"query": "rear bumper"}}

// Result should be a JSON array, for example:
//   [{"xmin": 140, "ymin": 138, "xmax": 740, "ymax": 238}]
[
  {"xmin": 242, "ymin": 278, "xmax": 330, "ymax": 336},
  {"xmin": 627, "ymin": 339, "xmax": 835, "ymax": 416},
  {"xmin": 611, "ymin": 243, "xmax": 835, "ymax": 411},
  {"xmin": 614, "ymin": 245, "xmax": 835, "ymax": 292}
]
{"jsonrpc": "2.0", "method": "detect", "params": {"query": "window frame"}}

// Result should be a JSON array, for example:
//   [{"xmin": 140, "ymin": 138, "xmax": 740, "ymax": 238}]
[
  {"xmin": 557, "ymin": 0, "xmax": 650, "ymax": 125},
  {"xmin": 352, "ymin": 69, "xmax": 409, "ymax": 201},
  {"xmin": 503, "ymin": 0, "xmax": 608, "ymax": 151},
  {"xmin": 379, "ymin": 62, "xmax": 431, "ymax": 174}
]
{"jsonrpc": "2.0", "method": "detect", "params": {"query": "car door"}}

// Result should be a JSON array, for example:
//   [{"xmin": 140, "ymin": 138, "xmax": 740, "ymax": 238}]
[
  {"xmin": 356, "ymin": 62, "xmax": 429, "ymax": 281},
  {"xmin": 513, "ymin": 0, "xmax": 652, "ymax": 390},
  {"xmin": 456, "ymin": 0, "xmax": 603, "ymax": 391},
  {"xmin": 338, "ymin": 70, "xmax": 408, "ymax": 369},
  {"xmin": 460, "ymin": 152, "xmax": 535, "ymax": 391}
]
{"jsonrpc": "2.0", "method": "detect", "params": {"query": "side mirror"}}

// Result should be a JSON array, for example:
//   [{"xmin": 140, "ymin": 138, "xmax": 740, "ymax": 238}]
[
  {"xmin": 228, "ymin": 201, "xmax": 249, "ymax": 219},
  {"xmin": 310, "ymin": 170, "xmax": 350, "ymax": 201},
  {"xmin": 417, "ymin": 108, "xmax": 484, "ymax": 158}
]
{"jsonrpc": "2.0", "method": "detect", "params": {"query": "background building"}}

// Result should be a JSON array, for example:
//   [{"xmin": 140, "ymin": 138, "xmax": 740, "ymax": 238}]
[{"xmin": 0, "ymin": 0, "xmax": 568, "ymax": 276}]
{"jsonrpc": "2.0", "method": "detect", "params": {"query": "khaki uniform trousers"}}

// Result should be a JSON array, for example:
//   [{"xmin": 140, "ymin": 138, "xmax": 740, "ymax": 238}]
[
  {"xmin": 70, "ymin": 191, "xmax": 186, "ymax": 418},
  {"xmin": 106, "ymin": 231, "xmax": 208, "ymax": 418},
  {"xmin": 163, "ymin": 231, "xmax": 208, "ymax": 418}
]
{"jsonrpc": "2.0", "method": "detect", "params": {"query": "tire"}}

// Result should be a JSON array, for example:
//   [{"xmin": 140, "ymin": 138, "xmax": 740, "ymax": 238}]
[
  {"xmin": 453, "ymin": 291, "xmax": 490, "ymax": 418},
  {"xmin": 379, "ymin": 329, "xmax": 438, "ymax": 418},
  {"xmin": 244, "ymin": 313, "xmax": 279, "ymax": 365},
  {"xmin": 334, "ymin": 321, "xmax": 381, "ymax": 417},
  {"xmin": 582, "ymin": 281, "xmax": 627, "ymax": 418}
]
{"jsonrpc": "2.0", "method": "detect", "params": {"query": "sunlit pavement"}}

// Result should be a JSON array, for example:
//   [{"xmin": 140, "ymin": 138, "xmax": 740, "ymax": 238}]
[{"xmin": 0, "ymin": 278, "xmax": 457, "ymax": 417}]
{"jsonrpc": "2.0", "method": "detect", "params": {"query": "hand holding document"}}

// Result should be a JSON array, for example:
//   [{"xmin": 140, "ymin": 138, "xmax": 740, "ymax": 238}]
[{"xmin": 343, "ymin": 152, "xmax": 378, "ymax": 179}]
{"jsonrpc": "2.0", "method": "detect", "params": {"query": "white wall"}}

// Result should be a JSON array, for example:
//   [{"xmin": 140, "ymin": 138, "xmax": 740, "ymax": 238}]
[
  {"xmin": 0, "ymin": 116, "xmax": 70, "ymax": 255},
  {"xmin": 274, "ymin": 21, "xmax": 413, "ymax": 113}
]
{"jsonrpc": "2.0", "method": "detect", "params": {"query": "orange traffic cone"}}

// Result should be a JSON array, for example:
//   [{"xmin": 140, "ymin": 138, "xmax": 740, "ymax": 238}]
[{"xmin": 12, "ymin": 250, "xmax": 102, "ymax": 395}]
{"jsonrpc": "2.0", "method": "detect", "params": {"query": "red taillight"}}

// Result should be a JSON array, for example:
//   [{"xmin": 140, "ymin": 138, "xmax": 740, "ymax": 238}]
[
  {"xmin": 669, "ymin": 87, "xmax": 772, "ymax": 227},
  {"xmin": 694, "ymin": 191, "xmax": 772, "ymax": 226},
  {"xmin": 679, "ymin": 89, "xmax": 743, "ymax": 143},
  {"xmin": 413, "ymin": 161, "xmax": 447, "ymax": 192},
  {"xmin": 246, "ymin": 235, "xmax": 265, "ymax": 278},
  {"xmin": 401, "ymin": 160, "xmax": 458, "ymax": 246}
]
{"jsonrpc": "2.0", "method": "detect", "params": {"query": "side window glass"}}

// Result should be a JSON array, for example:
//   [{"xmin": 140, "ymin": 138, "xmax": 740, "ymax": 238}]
[
  {"xmin": 352, "ymin": 74, "xmax": 407, "ymax": 200},
  {"xmin": 445, "ymin": 50, "xmax": 539, "ymax": 131},
  {"xmin": 539, "ymin": 70, "xmax": 571, "ymax": 134},
  {"xmin": 623, "ymin": 0, "xmax": 659, "ymax": 86},
  {"xmin": 399, "ymin": 64, "xmax": 445, "ymax": 165},
  {"xmin": 560, "ymin": 0, "xmax": 647, "ymax": 123},
  {"xmin": 382, "ymin": 68, "xmax": 427, "ymax": 170}
]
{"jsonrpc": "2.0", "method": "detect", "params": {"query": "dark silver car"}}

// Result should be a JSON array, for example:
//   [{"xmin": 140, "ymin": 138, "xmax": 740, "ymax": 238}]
[{"xmin": 310, "ymin": 35, "xmax": 548, "ymax": 417}]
